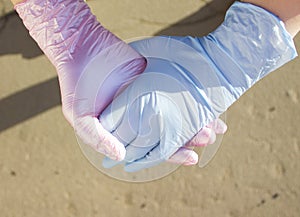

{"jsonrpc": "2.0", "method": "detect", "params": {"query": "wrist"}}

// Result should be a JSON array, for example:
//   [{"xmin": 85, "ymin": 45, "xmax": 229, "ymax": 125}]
[{"xmin": 240, "ymin": 0, "xmax": 300, "ymax": 37}]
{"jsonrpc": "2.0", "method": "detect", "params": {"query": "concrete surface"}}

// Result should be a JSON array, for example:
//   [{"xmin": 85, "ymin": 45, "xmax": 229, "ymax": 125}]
[{"xmin": 0, "ymin": 0, "xmax": 13, "ymax": 16}]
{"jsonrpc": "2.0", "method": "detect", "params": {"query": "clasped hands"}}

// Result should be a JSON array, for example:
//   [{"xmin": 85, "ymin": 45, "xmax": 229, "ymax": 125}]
[{"xmin": 15, "ymin": 0, "xmax": 297, "ymax": 172}]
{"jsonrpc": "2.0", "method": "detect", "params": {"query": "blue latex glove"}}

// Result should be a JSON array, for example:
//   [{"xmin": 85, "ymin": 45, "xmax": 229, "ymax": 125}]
[{"xmin": 101, "ymin": 1, "xmax": 297, "ymax": 172}]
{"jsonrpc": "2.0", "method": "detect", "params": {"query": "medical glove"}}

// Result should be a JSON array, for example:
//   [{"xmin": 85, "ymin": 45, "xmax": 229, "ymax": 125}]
[
  {"xmin": 101, "ymin": 1, "xmax": 297, "ymax": 172},
  {"xmin": 15, "ymin": 0, "xmax": 146, "ymax": 161}
]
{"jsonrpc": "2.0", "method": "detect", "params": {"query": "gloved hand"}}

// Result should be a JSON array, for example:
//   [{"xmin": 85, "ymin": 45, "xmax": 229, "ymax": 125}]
[
  {"xmin": 14, "ymin": 0, "xmax": 147, "ymax": 161},
  {"xmin": 14, "ymin": 0, "xmax": 216, "ymax": 164},
  {"xmin": 101, "ymin": 1, "xmax": 297, "ymax": 172},
  {"xmin": 168, "ymin": 118, "xmax": 227, "ymax": 165}
]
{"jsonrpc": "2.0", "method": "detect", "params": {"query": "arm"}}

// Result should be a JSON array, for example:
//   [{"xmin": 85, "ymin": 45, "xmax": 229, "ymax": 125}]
[
  {"xmin": 11, "ymin": 0, "xmax": 300, "ymax": 37},
  {"xmin": 11, "ymin": 0, "xmax": 220, "ymax": 166},
  {"xmin": 102, "ymin": 1, "xmax": 298, "ymax": 172},
  {"xmin": 12, "ymin": 0, "xmax": 147, "ymax": 161},
  {"xmin": 241, "ymin": 0, "xmax": 300, "ymax": 37}
]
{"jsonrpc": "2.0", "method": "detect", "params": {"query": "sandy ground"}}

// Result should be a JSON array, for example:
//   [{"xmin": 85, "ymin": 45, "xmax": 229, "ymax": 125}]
[{"xmin": 0, "ymin": 0, "xmax": 300, "ymax": 216}]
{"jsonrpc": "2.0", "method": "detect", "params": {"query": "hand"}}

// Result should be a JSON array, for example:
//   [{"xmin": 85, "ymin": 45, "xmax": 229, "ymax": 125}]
[
  {"xmin": 14, "ymin": 0, "xmax": 223, "ymax": 166},
  {"xmin": 102, "ymin": 118, "xmax": 227, "ymax": 168},
  {"xmin": 100, "ymin": 52, "xmax": 228, "ymax": 171},
  {"xmin": 15, "ymin": 0, "xmax": 146, "ymax": 160},
  {"xmin": 155, "ymin": 118, "xmax": 227, "ymax": 166},
  {"xmin": 101, "ymin": 1, "xmax": 297, "ymax": 172}
]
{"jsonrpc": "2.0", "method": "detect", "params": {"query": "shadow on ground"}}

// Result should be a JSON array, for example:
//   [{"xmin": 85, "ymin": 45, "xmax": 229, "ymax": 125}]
[
  {"xmin": 0, "ymin": 0, "xmax": 234, "ymax": 132},
  {"xmin": 0, "ymin": 11, "xmax": 43, "ymax": 58}
]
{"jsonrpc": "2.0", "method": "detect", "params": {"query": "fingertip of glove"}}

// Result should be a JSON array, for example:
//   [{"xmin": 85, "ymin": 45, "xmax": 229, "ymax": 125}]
[
  {"xmin": 117, "ymin": 145, "xmax": 126, "ymax": 161},
  {"xmin": 102, "ymin": 157, "xmax": 118, "ymax": 168},
  {"xmin": 182, "ymin": 151, "xmax": 199, "ymax": 166},
  {"xmin": 110, "ymin": 145, "xmax": 126, "ymax": 161},
  {"xmin": 124, "ymin": 164, "xmax": 144, "ymax": 173},
  {"xmin": 209, "ymin": 119, "xmax": 228, "ymax": 134},
  {"xmin": 124, "ymin": 167, "xmax": 137, "ymax": 173},
  {"xmin": 168, "ymin": 148, "xmax": 199, "ymax": 166}
]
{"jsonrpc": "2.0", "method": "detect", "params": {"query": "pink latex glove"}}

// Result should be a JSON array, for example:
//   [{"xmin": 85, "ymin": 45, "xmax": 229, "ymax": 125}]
[
  {"xmin": 15, "ymin": 0, "xmax": 227, "ymax": 164},
  {"xmin": 15, "ymin": 0, "xmax": 146, "ymax": 161},
  {"xmin": 168, "ymin": 118, "xmax": 227, "ymax": 165}
]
